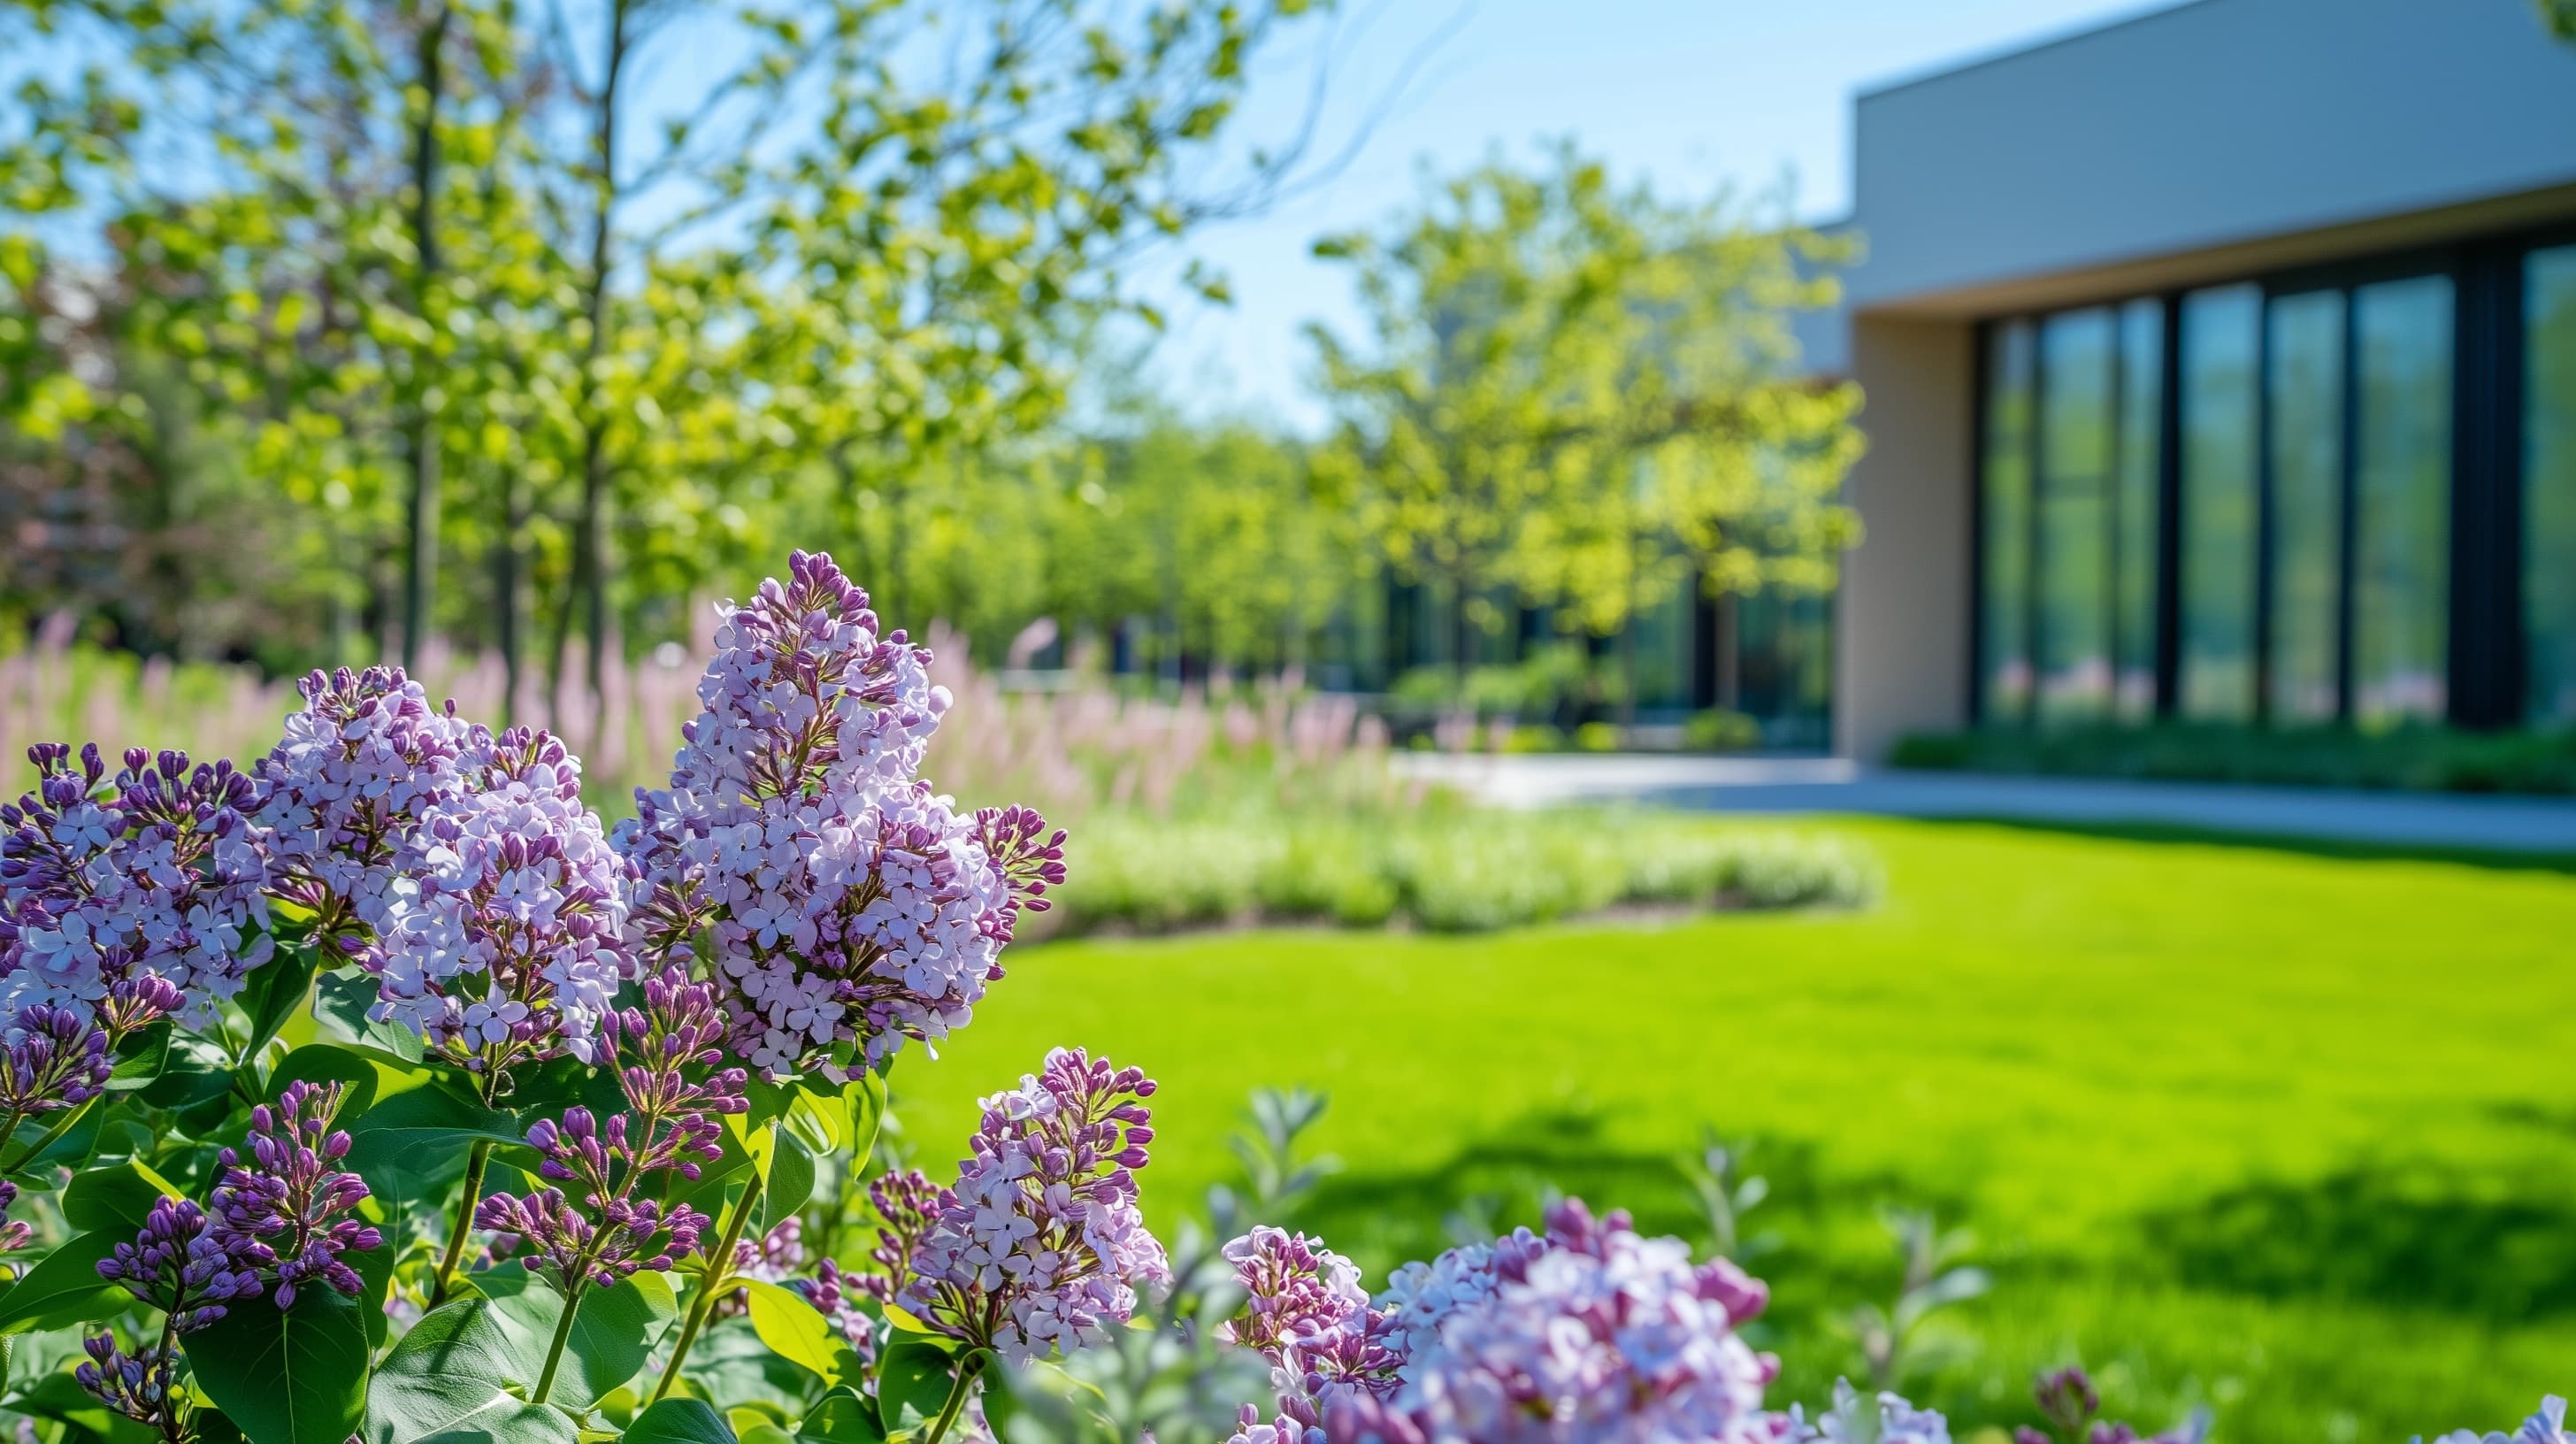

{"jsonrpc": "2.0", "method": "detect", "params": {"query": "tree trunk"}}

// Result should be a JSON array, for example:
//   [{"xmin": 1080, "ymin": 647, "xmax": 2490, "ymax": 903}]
[
  {"xmin": 494, "ymin": 465, "xmax": 522, "ymax": 726},
  {"xmin": 551, "ymin": 0, "xmax": 628, "ymax": 737},
  {"xmin": 400, "ymin": 2, "xmax": 451, "ymax": 670}
]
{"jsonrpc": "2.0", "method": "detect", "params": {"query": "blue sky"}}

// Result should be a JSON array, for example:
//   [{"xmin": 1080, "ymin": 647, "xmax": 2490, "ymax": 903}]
[{"xmin": 1129, "ymin": 0, "xmax": 2179, "ymax": 430}]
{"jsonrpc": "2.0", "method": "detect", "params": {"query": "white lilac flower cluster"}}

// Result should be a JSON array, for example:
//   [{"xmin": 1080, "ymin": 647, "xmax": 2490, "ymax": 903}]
[
  {"xmin": 1222, "ymin": 1198, "xmax": 1791, "ymax": 1444},
  {"xmin": 0, "ymin": 744, "xmax": 272, "ymax": 1025},
  {"xmin": 895, "ymin": 1048, "xmax": 1169, "ymax": 1364},
  {"xmin": 615, "ymin": 549, "xmax": 1052, "ymax": 1078},
  {"xmin": 372, "ymin": 727, "xmax": 631, "ymax": 1074}
]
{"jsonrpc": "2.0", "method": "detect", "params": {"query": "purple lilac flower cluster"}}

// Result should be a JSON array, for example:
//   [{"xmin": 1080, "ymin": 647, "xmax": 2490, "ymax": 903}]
[
  {"xmin": 96, "ymin": 1197, "xmax": 267, "ymax": 1332},
  {"xmin": 1221, "ymin": 1198, "xmax": 1786, "ymax": 1444},
  {"xmin": 2423, "ymin": 1396, "xmax": 2571, "ymax": 1444},
  {"xmin": 373, "ymin": 727, "xmax": 632, "ymax": 1076},
  {"xmin": 81, "ymin": 1196, "xmax": 269, "ymax": 1434},
  {"xmin": 75, "ymin": 1335, "xmax": 180, "ymax": 1436},
  {"xmin": 0, "ymin": 744, "xmax": 271, "ymax": 1024},
  {"xmin": 895, "ymin": 1048, "xmax": 1168, "ymax": 1363},
  {"xmin": 1792, "ymin": 1380, "xmax": 1953, "ymax": 1444},
  {"xmin": 257, "ymin": 667, "xmax": 476, "ymax": 949},
  {"xmin": 0, "ymin": 1003, "xmax": 111, "ymax": 1129},
  {"xmin": 615, "ymin": 549, "xmax": 1061, "ymax": 1078},
  {"xmin": 207, "ymin": 1079, "xmax": 383, "ymax": 1308},
  {"xmin": 475, "ymin": 966, "xmax": 747, "ymax": 1290}
]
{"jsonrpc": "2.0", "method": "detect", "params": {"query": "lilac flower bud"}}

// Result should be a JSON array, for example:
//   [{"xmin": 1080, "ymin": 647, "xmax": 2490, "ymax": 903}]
[
  {"xmin": 97, "ymin": 1197, "xmax": 266, "ymax": 1333},
  {"xmin": 208, "ymin": 1079, "xmax": 381, "ymax": 1309},
  {"xmin": 2036, "ymin": 1367, "xmax": 2101, "ymax": 1433},
  {"xmin": 0, "ymin": 1179, "xmax": 30, "ymax": 1256},
  {"xmin": 0, "ymin": 1004, "xmax": 112, "ymax": 1119},
  {"xmin": 96, "ymin": 974, "xmax": 186, "ymax": 1042},
  {"xmin": 899, "ymin": 1048, "xmax": 1169, "ymax": 1363},
  {"xmin": 790, "ymin": 1256, "xmax": 880, "ymax": 1361},
  {"xmin": 75, "ymin": 1333, "xmax": 177, "ymax": 1433},
  {"xmin": 473, "ymin": 965, "xmax": 737, "ymax": 1292}
]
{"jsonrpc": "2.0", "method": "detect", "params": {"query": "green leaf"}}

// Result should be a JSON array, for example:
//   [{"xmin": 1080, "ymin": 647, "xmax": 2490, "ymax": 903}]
[
  {"xmin": 757, "ymin": 1131, "xmax": 814, "ymax": 1232},
  {"xmin": 845, "ymin": 1073, "xmax": 886, "ymax": 1176},
  {"xmin": 874, "ymin": 1338, "xmax": 968, "ymax": 1441},
  {"xmin": 315, "ymin": 972, "xmax": 424, "ymax": 1065},
  {"xmin": 625, "ymin": 1399, "xmax": 738, "ymax": 1444},
  {"xmin": 185, "ymin": 1287, "xmax": 372, "ymax": 1444},
  {"xmin": 344, "ymin": 1081, "xmax": 522, "ymax": 1198},
  {"xmin": 107, "ymin": 1019, "xmax": 172, "ymax": 1094},
  {"xmin": 60, "ymin": 1161, "xmax": 181, "ymax": 1235},
  {"xmin": 267, "ymin": 1043, "xmax": 380, "ymax": 1118},
  {"xmin": 0, "ymin": 1232, "xmax": 125, "ymax": 1334},
  {"xmin": 796, "ymin": 1389, "xmax": 882, "ymax": 1444},
  {"xmin": 410, "ymin": 1400, "xmax": 581, "ymax": 1444},
  {"xmin": 137, "ymin": 1033, "xmax": 234, "ymax": 1110},
  {"xmin": 740, "ymin": 1279, "xmax": 855, "ymax": 1386},
  {"xmin": 979, "ymin": 1360, "xmax": 1115, "ymax": 1444},
  {"xmin": 364, "ymin": 1295, "xmax": 529, "ymax": 1444},
  {"xmin": 736, "ymin": 1079, "xmax": 794, "ymax": 1137},
  {"xmin": 472, "ymin": 1264, "xmax": 677, "ymax": 1410},
  {"xmin": 783, "ymin": 1084, "xmax": 844, "ymax": 1155},
  {"xmin": 237, "ymin": 949, "xmax": 320, "ymax": 1059}
]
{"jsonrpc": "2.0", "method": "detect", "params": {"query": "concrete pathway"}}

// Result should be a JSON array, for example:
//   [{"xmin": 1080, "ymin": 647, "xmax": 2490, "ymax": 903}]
[{"xmin": 1392, "ymin": 753, "xmax": 2576, "ymax": 854}]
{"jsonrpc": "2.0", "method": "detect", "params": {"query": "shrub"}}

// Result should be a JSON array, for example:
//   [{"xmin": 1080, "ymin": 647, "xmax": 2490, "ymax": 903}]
[
  {"xmin": 1890, "ymin": 720, "xmax": 2576, "ymax": 795},
  {"xmin": 0, "ymin": 549, "xmax": 2540, "ymax": 1444}
]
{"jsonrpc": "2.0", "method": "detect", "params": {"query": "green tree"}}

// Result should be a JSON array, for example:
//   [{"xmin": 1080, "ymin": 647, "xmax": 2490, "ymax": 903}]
[{"xmin": 1307, "ymin": 144, "xmax": 1861, "ymax": 706}]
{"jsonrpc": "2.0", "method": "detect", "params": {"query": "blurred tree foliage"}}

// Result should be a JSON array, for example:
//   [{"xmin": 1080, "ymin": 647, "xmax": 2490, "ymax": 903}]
[
  {"xmin": 1, "ymin": 18, "xmax": 1853, "ymax": 707},
  {"xmin": 0, "ymin": 0, "xmax": 1325, "ymax": 715},
  {"xmin": 1304, "ymin": 142, "xmax": 1860, "ymax": 703}
]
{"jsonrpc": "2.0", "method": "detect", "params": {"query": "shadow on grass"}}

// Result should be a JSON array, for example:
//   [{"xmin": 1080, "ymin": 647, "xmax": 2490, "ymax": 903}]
[
  {"xmin": 1892, "ymin": 814, "xmax": 2576, "ymax": 878},
  {"xmin": 2135, "ymin": 1167, "xmax": 2576, "ymax": 1320}
]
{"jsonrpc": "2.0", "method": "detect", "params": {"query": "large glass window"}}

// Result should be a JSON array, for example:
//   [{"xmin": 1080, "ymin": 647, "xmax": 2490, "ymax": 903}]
[
  {"xmin": 2036, "ymin": 309, "xmax": 2116, "ymax": 723},
  {"xmin": 2180, "ymin": 285, "xmax": 2261, "ymax": 720},
  {"xmin": 2113, "ymin": 300, "xmax": 2163, "ymax": 720},
  {"xmin": 2351, "ymin": 275, "xmax": 2452, "ymax": 726},
  {"xmin": 1979, "ymin": 322, "xmax": 2036, "ymax": 722},
  {"xmin": 2528, "ymin": 245, "xmax": 2576, "ymax": 726},
  {"xmin": 2265, "ymin": 289, "xmax": 2346, "ymax": 725}
]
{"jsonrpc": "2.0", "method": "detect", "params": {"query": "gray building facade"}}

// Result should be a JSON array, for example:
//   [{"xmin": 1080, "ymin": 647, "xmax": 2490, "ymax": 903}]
[{"xmin": 1828, "ymin": 0, "xmax": 2576, "ymax": 759}]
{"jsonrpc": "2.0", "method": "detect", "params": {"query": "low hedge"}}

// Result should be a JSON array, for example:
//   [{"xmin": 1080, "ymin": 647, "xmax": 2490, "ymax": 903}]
[
  {"xmin": 1890, "ymin": 720, "xmax": 2576, "ymax": 795},
  {"xmin": 1046, "ymin": 810, "xmax": 1882, "ymax": 934}
]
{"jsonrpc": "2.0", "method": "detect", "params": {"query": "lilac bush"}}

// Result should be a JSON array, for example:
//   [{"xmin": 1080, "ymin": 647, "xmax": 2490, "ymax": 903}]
[{"xmin": 0, "ymin": 547, "xmax": 2542, "ymax": 1444}]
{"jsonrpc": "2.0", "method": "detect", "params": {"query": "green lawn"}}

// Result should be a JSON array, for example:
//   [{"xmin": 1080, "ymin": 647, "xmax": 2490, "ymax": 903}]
[{"xmin": 889, "ymin": 817, "xmax": 2576, "ymax": 1441}]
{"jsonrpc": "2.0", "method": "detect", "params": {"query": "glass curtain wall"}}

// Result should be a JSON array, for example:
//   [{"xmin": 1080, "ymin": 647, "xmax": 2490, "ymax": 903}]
[
  {"xmin": 2113, "ymin": 300, "xmax": 2163, "ymax": 719},
  {"xmin": 2528, "ymin": 244, "xmax": 2576, "ymax": 726},
  {"xmin": 2264, "ymin": 289, "xmax": 2346, "ymax": 725},
  {"xmin": 2350, "ymin": 275, "xmax": 2453, "ymax": 725},
  {"xmin": 2036, "ymin": 309, "xmax": 2117, "ymax": 722},
  {"xmin": 2180, "ymin": 285, "xmax": 2261, "ymax": 719},
  {"xmin": 1979, "ymin": 323, "xmax": 2036, "ymax": 721}
]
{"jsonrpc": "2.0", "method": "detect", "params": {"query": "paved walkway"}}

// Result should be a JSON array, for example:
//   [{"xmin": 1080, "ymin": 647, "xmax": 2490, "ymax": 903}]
[{"xmin": 1392, "ymin": 753, "xmax": 2576, "ymax": 853}]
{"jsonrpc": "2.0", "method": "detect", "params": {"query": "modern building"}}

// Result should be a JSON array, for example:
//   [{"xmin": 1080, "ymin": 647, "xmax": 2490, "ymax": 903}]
[{"xmin": 1828, "ymin": 0, "xmax": 2576, "ymax": 760}]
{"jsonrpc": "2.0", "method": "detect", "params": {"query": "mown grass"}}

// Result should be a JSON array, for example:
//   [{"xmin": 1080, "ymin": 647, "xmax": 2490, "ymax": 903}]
[{"xmin": 890, "ymin": 817, "xmax": 2576, "ymax": 1442}]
